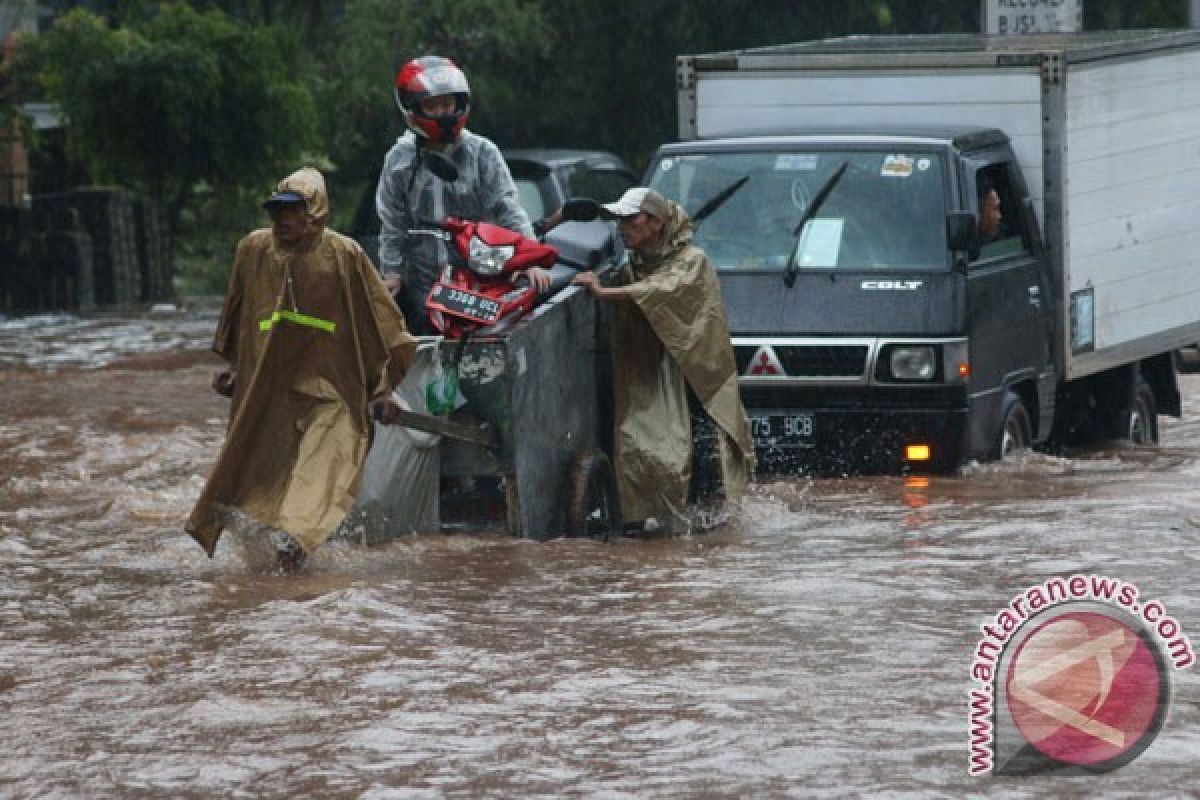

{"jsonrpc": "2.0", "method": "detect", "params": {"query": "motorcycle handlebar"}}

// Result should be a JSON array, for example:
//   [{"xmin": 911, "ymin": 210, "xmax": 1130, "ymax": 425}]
[{"xmin": 405, "ymin": 226, "xmax": 452, "ymax": 241}]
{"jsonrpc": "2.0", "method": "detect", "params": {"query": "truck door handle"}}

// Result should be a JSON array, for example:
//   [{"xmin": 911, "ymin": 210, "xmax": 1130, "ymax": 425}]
[{"xmin": 1028, "ymin": 286, "xmax": 1041, "ymax": 308}]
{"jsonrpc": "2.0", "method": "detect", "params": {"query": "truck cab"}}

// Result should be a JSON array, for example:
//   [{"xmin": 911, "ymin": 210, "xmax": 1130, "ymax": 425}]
[
  {"xmin": 660, "ymin": 32, "xmax": 1200, "ymax": 475},
  {"xmin": 645, "ymin": 129, "xmax": 1054, "ymax": 473}
]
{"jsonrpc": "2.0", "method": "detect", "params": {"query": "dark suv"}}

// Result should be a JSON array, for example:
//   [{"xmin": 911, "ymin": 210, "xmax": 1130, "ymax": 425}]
[
  {"xmin": 351, "ymin": 148, "xmax": 637, "ymax": 268},
  {"xmin": 504, "ymin": 148, "xmax": 638, "ymax": 223}
]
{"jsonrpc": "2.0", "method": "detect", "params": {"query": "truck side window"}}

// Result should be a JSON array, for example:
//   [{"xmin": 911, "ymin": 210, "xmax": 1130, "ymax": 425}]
[{"xmin": 974, "ymin": 165, "xmax": 1027, "ymax": 262}]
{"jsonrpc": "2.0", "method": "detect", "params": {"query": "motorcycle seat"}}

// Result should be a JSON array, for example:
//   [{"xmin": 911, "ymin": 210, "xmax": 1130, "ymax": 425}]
[{"xmin": 545, "ymin": 221, "xmax": 615, "ymax": 271}]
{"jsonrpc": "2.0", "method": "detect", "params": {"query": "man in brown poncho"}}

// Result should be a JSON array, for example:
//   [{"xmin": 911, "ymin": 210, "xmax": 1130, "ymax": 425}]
[
  {"xmin": 186, "ymin": 167, "xmax": 417, "ymax": 566},
  {"xmin": 573, "ymin": 187, "xmax": 754, "ymax": 532}
]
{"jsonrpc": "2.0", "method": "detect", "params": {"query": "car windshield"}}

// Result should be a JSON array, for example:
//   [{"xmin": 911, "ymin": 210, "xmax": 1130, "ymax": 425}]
[
  {"xmin": 514, "ymin": 178, "xmax": 546, "ymax": 221},
  {"xmin": 647, "ymin": 149, "xmax": 949, "ymax": 271}
]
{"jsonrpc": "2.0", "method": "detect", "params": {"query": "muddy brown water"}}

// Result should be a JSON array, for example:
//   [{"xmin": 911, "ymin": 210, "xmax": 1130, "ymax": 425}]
[{"xmin": 2, "ymin": 308, "xmax": 1198, "ymax": 798}]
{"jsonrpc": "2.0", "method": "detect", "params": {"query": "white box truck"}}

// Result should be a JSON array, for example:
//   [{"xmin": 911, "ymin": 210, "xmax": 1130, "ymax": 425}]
[{"xmin": 645, "ymin": 31, "xmax": 1200, "ymax": 472}]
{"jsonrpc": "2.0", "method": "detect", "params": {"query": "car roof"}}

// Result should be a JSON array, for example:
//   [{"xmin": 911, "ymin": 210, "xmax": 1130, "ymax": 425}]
[
  {"xmin": 656, "ymin": 127, "xmax": 1008, "ymax": 152},
  {"xmin": 503, "ymin": 148, "xmax": 633, "ymax": 171}
]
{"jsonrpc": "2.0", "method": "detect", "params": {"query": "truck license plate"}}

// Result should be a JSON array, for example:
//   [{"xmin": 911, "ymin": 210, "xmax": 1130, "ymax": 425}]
[
  {"xmin": 750, "ymin": 412, "xmax": 816, "ymax": 448},
  {"xmin": 428, "ymin": 283, "xmax": 503, "ymax": 325}
]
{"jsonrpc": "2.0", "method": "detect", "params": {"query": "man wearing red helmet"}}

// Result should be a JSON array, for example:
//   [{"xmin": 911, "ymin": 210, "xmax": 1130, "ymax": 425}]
[{"xmin": 376, "ymin": 55, "xmax": 534, "ymax": 334}]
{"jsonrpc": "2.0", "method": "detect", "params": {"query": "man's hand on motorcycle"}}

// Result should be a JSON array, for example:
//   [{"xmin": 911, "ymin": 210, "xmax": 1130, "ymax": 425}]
[
  {"xmin": 571, "ymin": 271, "xmax": 600, "ymax": 293},
  {"xmin": 523, "ymin": 267, "xmax": 552, "ymax": 293},
  {"xmin": 369, "ymin": 395, "xmax": 401, "ymax": 425},
  {"xmin": 212, "ymin": 369, "xmax": 236, "ymax": 398}
]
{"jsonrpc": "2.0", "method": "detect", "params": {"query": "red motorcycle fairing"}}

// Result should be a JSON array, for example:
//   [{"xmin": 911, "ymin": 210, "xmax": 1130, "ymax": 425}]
[
  {"xmin": 425, "ymin": 218, "xmax": 559, "ymax": 338},
  {"xmin": 442, "ymin": 217, "xmax": 558, "ymax": 273}
]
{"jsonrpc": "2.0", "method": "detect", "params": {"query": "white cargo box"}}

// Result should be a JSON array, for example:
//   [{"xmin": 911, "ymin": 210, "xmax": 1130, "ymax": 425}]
[{"xmin": 677, "ymin": 32, "xmax": 1200, "ymax": 379}]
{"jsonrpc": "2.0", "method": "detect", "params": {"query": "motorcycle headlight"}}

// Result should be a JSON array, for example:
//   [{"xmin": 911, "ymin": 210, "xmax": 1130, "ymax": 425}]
[
  {"xmin": 888, "ymin": 346, "xmax": 937, "ymax": 381},
  {"xmin": 467, "ymin": 235, "xmax": 515, "ymax": 276}
]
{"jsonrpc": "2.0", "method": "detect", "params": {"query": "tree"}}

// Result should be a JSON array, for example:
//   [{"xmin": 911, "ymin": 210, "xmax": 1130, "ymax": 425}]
[
  {"xmin": 9, "ymin": 2, "xmax": 318, "ymax": 241},
  {"xmin": 528, "ymin": 1, "xmax": 936, "ymax": 169},
  {"xmin": 312, "ymin": 0, "xmax": 552, "ymax": 189}
]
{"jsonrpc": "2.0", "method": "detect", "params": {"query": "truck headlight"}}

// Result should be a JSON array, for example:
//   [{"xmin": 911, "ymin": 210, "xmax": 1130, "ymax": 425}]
[{"xmin": 888, "ymin": 346, "xmax": 936, "ymax": 381}]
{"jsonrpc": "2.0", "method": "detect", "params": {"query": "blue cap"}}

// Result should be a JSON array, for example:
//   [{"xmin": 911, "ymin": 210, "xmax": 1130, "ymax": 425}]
[{"xmin": 263, "ymin": 190, "xmax": 304, "ymax": 209}]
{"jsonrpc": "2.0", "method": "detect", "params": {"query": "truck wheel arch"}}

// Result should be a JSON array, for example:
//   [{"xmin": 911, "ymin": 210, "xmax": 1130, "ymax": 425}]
[{"xmin": 992, "ymin": 389, "xmax": 1033, "ymax": 461}]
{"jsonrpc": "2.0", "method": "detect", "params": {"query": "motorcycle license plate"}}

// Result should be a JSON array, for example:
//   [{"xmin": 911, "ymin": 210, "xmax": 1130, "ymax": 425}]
[
  {"xmin": 428, "ymin": 283, "xmax": 503, "ymax": 325},
  {"xmin": 750, "ymin": 412, "xmax": 816, "ymax": 448}
]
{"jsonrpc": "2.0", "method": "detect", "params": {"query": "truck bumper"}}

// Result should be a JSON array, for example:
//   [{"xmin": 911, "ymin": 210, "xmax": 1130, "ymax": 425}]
[{"xmin": 744, "ymin": 387, "xmax": 969, "ymax": 476}]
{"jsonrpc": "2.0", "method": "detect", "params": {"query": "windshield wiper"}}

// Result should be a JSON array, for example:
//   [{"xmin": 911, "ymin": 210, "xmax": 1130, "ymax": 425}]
[
  {"xmin": 692, "ymin": 175, "xmax": 750, "ymax": 225},
  {"xmin": 783, "ymin": 161, "xmax": 848, "ymax": 288}
]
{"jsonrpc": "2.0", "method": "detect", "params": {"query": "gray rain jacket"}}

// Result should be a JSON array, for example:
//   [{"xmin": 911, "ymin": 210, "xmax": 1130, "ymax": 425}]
[{"xmin": 375, "ymin": 130, "xmax": 533, "ymax": 332}]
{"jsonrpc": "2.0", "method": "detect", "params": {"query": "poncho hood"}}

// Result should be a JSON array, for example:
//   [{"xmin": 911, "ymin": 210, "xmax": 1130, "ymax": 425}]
[
  {"xmin": 640, "ymin": 201, "xmax": 695, "ymax": 265},
  {"xmin": 275, "ymin": 166, "xmax": 330, "ymax": 227}
]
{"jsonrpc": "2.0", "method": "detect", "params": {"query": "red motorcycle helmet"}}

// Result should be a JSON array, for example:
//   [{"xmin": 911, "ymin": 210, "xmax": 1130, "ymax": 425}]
[{"xmin": 394, "ymin": 56, "xmax": 470, "ymax": 144}]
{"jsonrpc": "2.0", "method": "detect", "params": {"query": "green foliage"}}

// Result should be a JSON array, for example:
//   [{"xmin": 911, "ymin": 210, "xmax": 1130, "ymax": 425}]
[
  {"xmin": 13, "ymin": 3, "xmax": 317, "ymax": 223},
  {"xmin": 310, "ymin": 0, "xmax": 552, "ymax": 186},
  {"xmin": 524, "ymin": 0, "xmax": 978, "ymax": 170},
  {"xmin": 10, "ymin": 0, "xmax": 1197, "ymax": 295}
]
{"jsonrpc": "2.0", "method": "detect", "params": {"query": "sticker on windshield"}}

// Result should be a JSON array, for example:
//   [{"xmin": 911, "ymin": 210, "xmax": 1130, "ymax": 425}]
[
  {"xmin": 775, "ymin": 154, "xmax": 818, "ymax": 171},
  {"xmin": 917, "ymin": 157, "xmax": 932, "ymax": 172},
  {"xmin": 881, "ymin": 154, "xmax": 915, "ymax": 178},
  {"xmin": 794, "ymin": 218, "xmax": 844, "ymax": 268},
  {"xmin": 658, "ymin": 158, "xmax": 675, "ymax": 173}
]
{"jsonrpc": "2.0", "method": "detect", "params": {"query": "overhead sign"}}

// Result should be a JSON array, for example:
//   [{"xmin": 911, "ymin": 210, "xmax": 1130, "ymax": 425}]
[{"xmin": 983, "ymin": 0, "xmax": 1083, "ymax": 34}]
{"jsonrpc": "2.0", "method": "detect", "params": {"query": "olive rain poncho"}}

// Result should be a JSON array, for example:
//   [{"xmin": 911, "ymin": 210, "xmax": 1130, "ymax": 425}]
[
  {"xmin": 186, "ymin": 168, "xmax": 417, "ymax": 556},
  {"xmin": 610, "ymin": 201, "xmax": 755, "ymax": 530}
]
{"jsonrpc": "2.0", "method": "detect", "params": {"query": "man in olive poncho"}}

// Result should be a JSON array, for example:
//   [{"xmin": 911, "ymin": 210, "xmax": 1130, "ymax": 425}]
[
  {"xmin": 573, "ymin": 188, "xmax": 754, "ymax": 532},
  {"xmin": 187, "ymin": 167, "xmax": 417, "ymax": 567}
]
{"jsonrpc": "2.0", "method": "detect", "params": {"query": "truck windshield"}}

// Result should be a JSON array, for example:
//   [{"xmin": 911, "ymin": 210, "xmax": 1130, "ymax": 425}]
[{"xmin": 647, "ymin": 149, "xmax": 948, "ymax": 271}]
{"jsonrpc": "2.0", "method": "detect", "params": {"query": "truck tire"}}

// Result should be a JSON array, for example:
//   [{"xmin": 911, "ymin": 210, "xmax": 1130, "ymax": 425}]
[
  {"xmin": 566, "ymin": 449, "xmax": 619, "ymax": 541},
  {"xmin": 993, "ymin": 391, "xmax": 1032, "ymax": 461},
  {"xmin": 1121, "ymin": 379, "xmax": 1158, "ymax": 445}
]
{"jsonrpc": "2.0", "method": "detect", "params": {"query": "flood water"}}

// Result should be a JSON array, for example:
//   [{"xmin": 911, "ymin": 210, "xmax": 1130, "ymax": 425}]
[{"xmin": 2, "ymin": 307, "xmax": 1198, "ymax": 798}]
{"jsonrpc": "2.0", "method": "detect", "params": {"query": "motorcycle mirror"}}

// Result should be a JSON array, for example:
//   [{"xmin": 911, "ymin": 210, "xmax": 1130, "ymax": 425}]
[
  {"xmin": 561, "ymin": 197, "xmax": 602, "ymax": 222},
  {"xmin": 423, "ymin": 151, "xmax": 459, "ymax": 183}
]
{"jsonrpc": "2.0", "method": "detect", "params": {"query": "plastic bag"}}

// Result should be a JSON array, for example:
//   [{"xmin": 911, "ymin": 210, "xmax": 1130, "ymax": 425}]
[
  {"xmin": 426, "ymin": 364, "xmax": 466, "ymax": 416},
  {"xmin": 337, "ymin": 339, "xmax": 446, "ymax": 544}
]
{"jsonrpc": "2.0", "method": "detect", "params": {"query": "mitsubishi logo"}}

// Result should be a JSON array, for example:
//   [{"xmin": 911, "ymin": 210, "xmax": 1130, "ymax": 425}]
[{"xmin": 747, "ymin": 346, "xmax": 784, "ymax": 376}]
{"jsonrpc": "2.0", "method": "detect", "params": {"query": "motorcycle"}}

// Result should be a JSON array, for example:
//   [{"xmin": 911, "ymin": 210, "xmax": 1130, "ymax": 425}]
[
  {"xmin": 406, "ymin": 151, "xmax": 604, "ymax": 338},
  {"xmin": 421, "ymin": 216, "xmax": 560, "ymax": 338}
]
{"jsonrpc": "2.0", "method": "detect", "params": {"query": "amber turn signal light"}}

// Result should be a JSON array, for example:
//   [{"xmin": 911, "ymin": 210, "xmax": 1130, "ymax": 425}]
[{"xmin": 904, "ymin": 444, "xmax": 932, "ymax": 462}]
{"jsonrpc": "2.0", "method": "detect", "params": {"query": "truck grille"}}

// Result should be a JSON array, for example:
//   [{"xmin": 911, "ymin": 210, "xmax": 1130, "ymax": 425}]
[
  {"xmin": 735, "ymin": 343, "xmax": 868, "ymax": 378},
  {"xmin": 741, "ymin": 385, "xmax": 966, "ymax": 411}
]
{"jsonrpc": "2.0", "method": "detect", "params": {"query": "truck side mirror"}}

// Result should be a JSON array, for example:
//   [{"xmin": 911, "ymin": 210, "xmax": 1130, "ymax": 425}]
[
  {"xmin": 946, "ymin": 211, "xmax": 977, "ymax": 253},
  {"xmin": 1020, "ymin": 196, "xmax": 1044, "ymax": 254}
]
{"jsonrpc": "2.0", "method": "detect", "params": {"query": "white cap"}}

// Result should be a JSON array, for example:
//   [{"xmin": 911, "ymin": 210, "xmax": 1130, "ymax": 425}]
[{"xmin": 600, "ymin": 187, "xmax": 669, "ymax": 220}]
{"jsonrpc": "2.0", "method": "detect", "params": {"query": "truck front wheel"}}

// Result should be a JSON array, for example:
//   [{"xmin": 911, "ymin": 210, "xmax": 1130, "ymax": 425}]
[
  {"xmin": 993, "ymin": 391, "xmax": 1032, "ymax": 461},
  {"xmin": 1121, "ymin": 379, "xmax": 1158, "ymax": 445}
]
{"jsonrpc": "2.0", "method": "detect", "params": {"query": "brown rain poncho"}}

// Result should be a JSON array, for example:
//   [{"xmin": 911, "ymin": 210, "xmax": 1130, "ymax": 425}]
[
  {"xmin": 186, "ymin": 168, "xmax": 416, "ymax": 556},
  {"xmin": 610, "ymin": 201, "xmax": 754, "ymax": 530}
]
